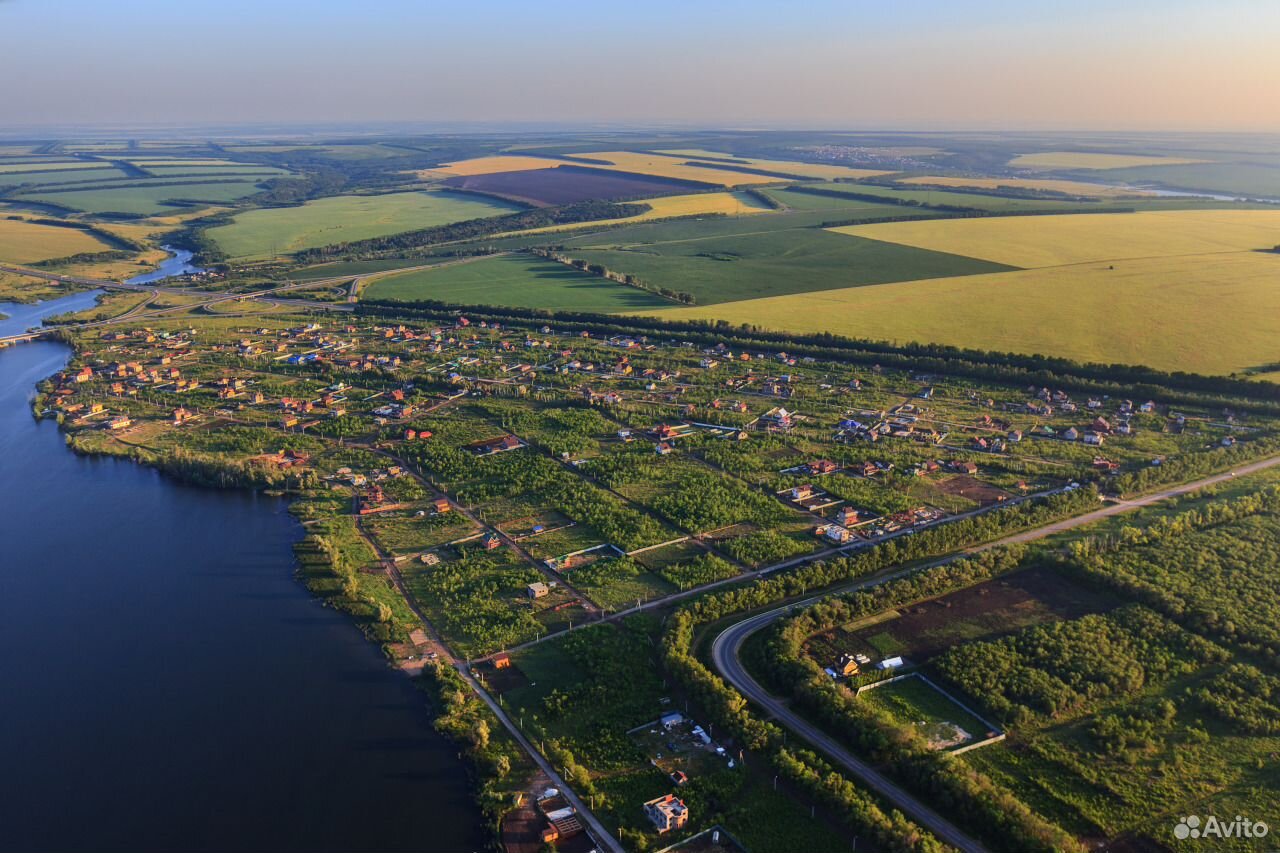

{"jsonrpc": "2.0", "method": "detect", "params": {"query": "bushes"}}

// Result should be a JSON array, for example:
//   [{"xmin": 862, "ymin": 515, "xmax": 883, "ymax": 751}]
[
  {"xmin": 1065, "ymin": 486, "xmax": 1280, "ymax": 660},
  {"xmin": 721, "ymin": 529, "xmax": 809, "ymax": 566},
  {"xmin": 932, "ymin": 605, "xmax": 1228, "ymax": 723},
  {"xmin": 657, "ymin": 553, "xmax": 737, "ymax": 588},
  {"xmin": 421, "ymin": 660, "xmax": 527, "ymax": 840},
  {"xmin": 756, "ymin": 548, "xmax": 1086, "ymax": 853},
  {"xmin": 1193, "ymin": 664, "xmax": 1280, "ymax": 735}
]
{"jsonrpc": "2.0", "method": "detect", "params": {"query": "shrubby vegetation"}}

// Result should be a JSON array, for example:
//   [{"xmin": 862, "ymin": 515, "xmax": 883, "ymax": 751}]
[
  {"xmin": 932, "ymin": 605, "xmax": 1227, "ymax": 723},
  {"xmin": 1192, "ymin": 664, "xmax": 1280, "ymax": 735},
  {"xmin": 410, "ymin": 549, "xmax": 543, "ymax": 655},
  {"xmin": 655, "ymin": 490, "xmax": 1104, "ymax": 853},
  {"xmin": 399, "ymin": 441, "xmax": 667, "ymax": 550},
  {"xmin": 1066, "ymin": 486, "xmax": 1280, "ymax": 660},
  {"xmin": 422, "ymin": 660, "xmax": 528, "ymax": 843}
]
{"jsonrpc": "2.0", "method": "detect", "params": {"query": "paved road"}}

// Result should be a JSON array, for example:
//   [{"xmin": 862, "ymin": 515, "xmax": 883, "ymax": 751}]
[{"xmin": 711, "ymin": 452, "xmax": 1280, "ymax": 853}]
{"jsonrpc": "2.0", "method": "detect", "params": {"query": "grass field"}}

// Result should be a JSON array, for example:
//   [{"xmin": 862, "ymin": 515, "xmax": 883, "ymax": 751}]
[
  {"xmin": 363, "ymin": 253, "xmax": 676, "ymax": 311},
  {"xmin": 897, "ymin": 175, "xmax": 1151, "ymax": 197},
  {"xmin": 1009, "ymin": 151, "xmax": 1207, "ymax": 170},
  {"xmin": 0, "ymin": 218, "xmax": 113, "ymax": 263},
  {"xmin": 1094, "ymin": 162, "xmax": 1280, "ymax": 199},
  {"xmin": 778, "ymin": 182, "xmax": 1109, "ymax": 212},
  {"xmin": 0, "ymin": 167, "xmax": 129, "ymax": 188},
  {"xmin": 655, "ymin": 149, "xmax": 894, "ymax": 180},
  {"xmin": 651, "ymin": 250, "xmax": 1280, "ymax": 374},
  {"xmin": 493, "ymin": 190, "xmax": 772, "ymax": 236},
  {"xmin": 206, "ymin": 190, "xmax": 525, "ymax": 259},
  {"xmin": 21, "ymin": 180, "xmax": 269, "ymax": 215},
  {"xmin": 121, "ymin": 158, "xmax": 251, "ymax": 168},
  {"xmin": 861, "ymin": 676, "xmax": 994, "ymax": 748},
  {"xmin": 443, "ymin": 165, "xmax": 705, "ymax": 207},
  {"xmin": 832, "ymin": 209, "xmax": 1280, "ymax": 267},
  {"xmin": 141, "ymin": 165, "xmax": 291, "ymax": 178},
  {"xmin": 564, "ymin": 222, "xmax": 1013, "ymax": 305},
  {"xmin": 0, "ymin": 161, "xmax": 112, "ymax": 174}
]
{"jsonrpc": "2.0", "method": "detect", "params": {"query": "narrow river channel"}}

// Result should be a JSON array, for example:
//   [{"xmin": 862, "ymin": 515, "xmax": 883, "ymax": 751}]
[{"xmin": 0, "ymin": 293, "xmax": 483, "ymax": 852}]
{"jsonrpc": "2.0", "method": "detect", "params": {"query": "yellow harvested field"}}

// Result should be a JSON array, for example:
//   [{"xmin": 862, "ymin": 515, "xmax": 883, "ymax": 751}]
[
  {"xmin": 832, "ymin": 210, "xmax": 1280, "ymax": 268},
  {"xmin": 493, "ymin": 191, "xmax": 771, "ymax": 237},
  {"xmin": 645, "ymin": 251, "xmax": 1280, "ymax": 375},
  {"xmin": 145, "ymin": 207, "xmax": 230, "ymax": 227},
  {"xmin": 419, "ymin": 150, "xmax": 890, "ymax": 186},
  {"xmin": 575, "ymin": 151, "xmax": 779, "ymax": 186},
  {"xmin": 0, "ymin": 218, "xmax": 113, "ymax": 264},
  {"xmin": 655, "ymin": 150, "xmax": 894, "ymax": 180},
  {"xmin": 415, "ymin": 156, "xmax": 576, "ymax": 178},
  {"xmin": 897, "ymin": 175, "xmax": 1150, "ymax": 197},
  {"xmin": 1008, "ymin": 152, "xmax": 1207, "ymax": 170}
]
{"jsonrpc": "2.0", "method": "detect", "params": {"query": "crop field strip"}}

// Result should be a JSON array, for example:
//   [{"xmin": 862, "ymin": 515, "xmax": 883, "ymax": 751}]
[
  {"xmin": 16, "ymin": 180, "xmax": 274, "ymax": 215},
  {"xmin": 556, "ymin": 214, "xmax": 1015, "ymax": 305},
  {"xmin": 831, "ymin": 208, "xmax": 1280, "ymax": 267},
  {"xmin": 441, "ymin": 165, "xmax": 713, "ymax": 207},
  {"xmin": 489, "ymin": 191, "xmax": 773, "ymax": 237},
  {"xmin": 0, "ymin": 218, "xmax": 115, "ymax": 264},
  {"xmin": 896, "ymin": 175, "xmax": 1153, "ymax": 197},
  {"xmin": 363, "ymin": 254, "xmax": 675, "ymax": 312},
  {"xmin": 1008, "ymin": 151, "xmax": 1209, "ymax": 170},
  {"xmin": 206, "ymin": 190, "xmax": 527, "ymax": 260},
  {"xmin": 652, "ymin": 209, "xmax": 1280, "ymax": 374},
  {"xmin": 653, "ymin": 149, "xmax": 896, "ymax": 180}
]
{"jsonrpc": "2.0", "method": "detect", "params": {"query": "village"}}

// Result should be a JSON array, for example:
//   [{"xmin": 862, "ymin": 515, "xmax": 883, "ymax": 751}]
[{"xmin": 35, "ymin": 307, "xmax": 1277, "ymax": 850}]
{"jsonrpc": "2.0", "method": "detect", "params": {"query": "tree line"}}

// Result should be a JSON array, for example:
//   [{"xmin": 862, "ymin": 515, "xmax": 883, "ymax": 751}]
[{"xmin": 354, "ymin": 299, "xmax": 1280, "ymax": 409}]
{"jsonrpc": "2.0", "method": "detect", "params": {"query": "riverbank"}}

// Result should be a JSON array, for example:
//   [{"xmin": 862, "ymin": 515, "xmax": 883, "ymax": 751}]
[{"xmin": 0, "ymin": 298, "xmax": 489, "ymax": 853}]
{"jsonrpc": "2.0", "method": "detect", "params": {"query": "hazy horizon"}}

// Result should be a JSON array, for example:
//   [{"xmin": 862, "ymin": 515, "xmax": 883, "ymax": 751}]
[{"xmin": 2, "ymin": 0, "xmax": 1278, "ymax": 132}]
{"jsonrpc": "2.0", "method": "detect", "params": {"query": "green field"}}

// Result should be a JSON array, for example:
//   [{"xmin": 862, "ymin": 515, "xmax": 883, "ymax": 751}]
[
  {"xmin": 141, "ymin": 164, "xmax": 291, "ymax": 178},
  {"xmin": 861, "ymin": 675, "xmax": 994, "ymax": 747},
  {"xmin": 562, "ymin": 224, "xmax": 1015, "ymax": 305},
  {"xmin": 363, "ymin": 253, "xmax": 676, "ymax": 311},
  {"xmin": 1089, "ymin": 161, "xmax": 1280, "ymax": 198},
  {"xmin": 206, "ymin": 190, "xmax": 524, "ymax": 259},
  {"xmin": 771, "ymin": 183, "xmax": 1100, "ymax": 212},
  {"xmin": 0, "ymin": 167, "xmax": 129, "ymax": 188},
  {"xmin": 21, "ymin": 180, "xmax": 269, "ymax": 215}
]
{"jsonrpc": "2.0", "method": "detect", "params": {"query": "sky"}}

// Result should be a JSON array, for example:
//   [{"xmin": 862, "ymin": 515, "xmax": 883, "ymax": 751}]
[{"xmin": 2, "ymin": 0, "xmax": 1278, "ymax": 131}]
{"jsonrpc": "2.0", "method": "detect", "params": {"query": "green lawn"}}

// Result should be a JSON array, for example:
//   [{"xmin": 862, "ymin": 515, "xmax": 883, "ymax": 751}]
[
  {"xmin": 21, "ymin": 180, "xmax": 269, "ymax": 215},
  {"xmin": 206, "ymin": 190, "xmax": 525, "ymax": 259},
  {"xmin": 861, "ymin": 675, "xmax": 994, "ymax": 743},
  {"xmin": 363, "ymin": 253, "xmax": 676, "ymax": 311}
]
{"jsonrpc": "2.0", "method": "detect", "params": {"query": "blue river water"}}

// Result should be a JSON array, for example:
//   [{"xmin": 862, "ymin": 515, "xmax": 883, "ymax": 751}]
[
  {"xmin": 125, "ymin": 246, "xmax": 206, "ymax": 285},
  {"xmin": 0, "ymin": 294, "xmax": 483, "ymax": 852}
]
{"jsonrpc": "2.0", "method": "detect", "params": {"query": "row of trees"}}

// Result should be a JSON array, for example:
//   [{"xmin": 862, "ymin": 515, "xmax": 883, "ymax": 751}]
[
  {"xmin": 752, "ymin": 548, "xmax": 1084, "ymax": 853},
  {"xmin": 530, "ymin": 247, "xmax": 697, "ymax": 304},
  {"xmin": 662, "ymin": 609, "xmax": 945, "ymax": 852},
  {"xmin": 295, "ymin": 200, "xmax": 649, "ymax": 261},
  {"xmin": 356, "ymin": 299, "xmax": 1280, "ymax": 409},
  {"xmin": 655, "ymin": 489, "xmax": 1108, "ymax": 852}
]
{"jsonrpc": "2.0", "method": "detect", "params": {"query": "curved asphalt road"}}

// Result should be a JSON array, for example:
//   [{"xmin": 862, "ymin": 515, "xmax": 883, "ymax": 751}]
[{"xmin": 712, "ymin": 452, "xmax": 1280, "ymax": 853}]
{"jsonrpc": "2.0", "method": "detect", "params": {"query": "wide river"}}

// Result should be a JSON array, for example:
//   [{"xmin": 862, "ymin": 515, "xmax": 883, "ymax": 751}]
[{"xmin": 0, "ymin": 294, "xmax": 483, "ymax": 853}]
